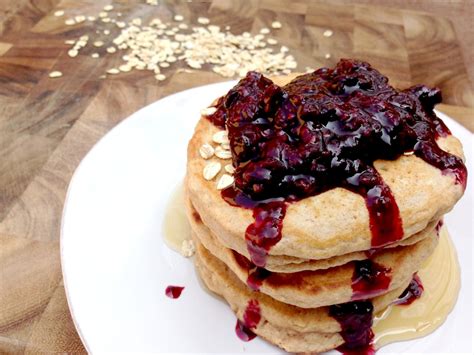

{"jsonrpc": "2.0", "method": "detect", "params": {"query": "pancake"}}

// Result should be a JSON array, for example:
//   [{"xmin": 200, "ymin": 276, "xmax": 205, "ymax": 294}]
[
  {"xmin": 186, "ymin": 193, "xmax": 438, "ymax": 272},
  {"xmin": 186, "ymin": 73, "xmax": 465, "ymax": 261},
  {"xmin": 195, "ymin": 240, "xmax": 411, "ymax": 353},
  {"xmin": 190, "ymin": 203, "xmax": 438, "ymax": 308}
]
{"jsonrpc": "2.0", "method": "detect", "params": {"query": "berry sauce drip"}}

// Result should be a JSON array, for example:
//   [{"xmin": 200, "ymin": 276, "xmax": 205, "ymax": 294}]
[
  {"xmin": 351, "ymin": 260, "xmax": 392, "ymax": 300},
  {"xmin": 210, "ymin": 59, "xmax": 467, "ymax": 266},
  {"xmin": 329, "ymin": 301, "xmax": 375, "ymax": 354},
  {"xmin": 395, "ymin": 274, "xmax": 424, "ymax": 306},
  {"xmin": 165, "ymin": 285, "xmax": 184, "ymax": 299},
  {"xmin": 235, "ymin": 299, "xmax": 261, "ymax": 342},
  {"xmin": 245, "ymin": 201, "xmax": 287, "ymax": 267},
  {"xmin": 435, "ymin": 219, "xmax": 444, "ymax": 234},
  {"xmin": 233, "ymin": 250, "xmax": 271, "ymax": 291}
]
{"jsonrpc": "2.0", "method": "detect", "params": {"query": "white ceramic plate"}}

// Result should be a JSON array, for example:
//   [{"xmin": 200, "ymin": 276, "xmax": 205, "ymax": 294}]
[{"xmin": 61, "ymin": 82, "xmax": 473, "ymax": 353}]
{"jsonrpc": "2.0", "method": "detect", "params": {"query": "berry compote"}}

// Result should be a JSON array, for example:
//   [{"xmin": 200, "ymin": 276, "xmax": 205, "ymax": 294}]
[
  {"xmin": 208, "ymin": 59, "xmax": 467, "ymax": 267},
  {"xmin": 235, "ymin": 299, "xmax": 261, "ymax": 342}
]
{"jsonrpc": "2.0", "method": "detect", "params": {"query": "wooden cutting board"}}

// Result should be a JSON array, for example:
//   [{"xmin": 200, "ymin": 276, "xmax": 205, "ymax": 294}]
[{"xmin": 0, "ymin": 0, "xmax": 472, "ymax": 353}]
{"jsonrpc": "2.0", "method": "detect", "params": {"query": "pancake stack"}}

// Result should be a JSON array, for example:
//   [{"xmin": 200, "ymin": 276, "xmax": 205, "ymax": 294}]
[{"xmin": 184, "ymin": 60, "xmax": 466, "ymax": 353}]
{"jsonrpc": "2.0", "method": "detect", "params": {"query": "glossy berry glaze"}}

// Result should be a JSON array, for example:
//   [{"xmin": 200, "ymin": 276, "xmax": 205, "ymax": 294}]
[
  {"xmin": 235, "ymin": 299, "xmax": 261, "ymax": 342},
  {"xmin": 351, "ymin": 260, "xmax": 392, "ymax": 300},
  {"xmin": 208, "ymin": 59, "xmax": 467, "ymax": 267},
  {"xmin": 329, "ymin": 301, "xmax": 375, "ymax": 354},
  {"xmin": 395, "ymin": 274, "xmax": 424, "ymax": 306},
  {"xmin": 165, "ymin": 285, "xmax": 184, "ymax": 299}
]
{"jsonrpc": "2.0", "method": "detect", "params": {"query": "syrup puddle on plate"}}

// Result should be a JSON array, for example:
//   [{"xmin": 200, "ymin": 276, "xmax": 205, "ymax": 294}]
[
  {"xmin": 372, "ymin": 226, "xmax": 460, "ymax": 349},
  {"xmin": 162, "ymin": 183, "xmax": 191, "ymax": 252}
]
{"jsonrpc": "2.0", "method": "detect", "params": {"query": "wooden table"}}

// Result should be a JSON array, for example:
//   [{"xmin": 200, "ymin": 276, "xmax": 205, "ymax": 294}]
[{"xmin": 1, "ymin": 0, "xmax": 472, "ymax": 353}]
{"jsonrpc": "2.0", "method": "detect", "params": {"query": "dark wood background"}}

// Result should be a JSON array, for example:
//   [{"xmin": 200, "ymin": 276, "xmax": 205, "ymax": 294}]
[{"xmin": 0, "ymin": 0, "xmax": 472, "ymax": 353}]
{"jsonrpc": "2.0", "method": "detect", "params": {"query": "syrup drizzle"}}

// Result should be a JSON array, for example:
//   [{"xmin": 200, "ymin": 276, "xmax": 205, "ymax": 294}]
[
  {"xmin": 165, "ymin": 285, "xmax": 184, "ymax": 299},
  {"xmin": 351, "ymin": 260, "xmax": 392, "ymax": 300},
  {"xmin": 235, "ymin": 299, "xmax": 261, "ymax": 342},
  {"xmin": 394, "ymin": 274, "xmax": 424, "ymax": 306}
]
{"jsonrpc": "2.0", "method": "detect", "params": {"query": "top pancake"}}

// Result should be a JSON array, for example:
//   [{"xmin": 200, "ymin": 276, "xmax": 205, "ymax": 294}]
[{"xmin": 186, "ymin": 75, "xmax": 465, "ymax": 261}]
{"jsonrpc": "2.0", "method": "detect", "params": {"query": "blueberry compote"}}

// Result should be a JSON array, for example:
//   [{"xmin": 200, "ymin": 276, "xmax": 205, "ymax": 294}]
[
  {"xmin": 235, "ymin": 299, "xmax": 261, "ymax": 342},
  {"xmin": 395, "ymin": 274, "xmax": 424, "ymax": 306},
  {"xmin": 329, "ymin": 301, "xmax": 376, "ymax": 354},
  {"xmin": 351, "ymin": 260, "xmax": 392, "ymax": 300},
  {"xmin": 208, "ymin": 59, "xmax": 467, "ymax": 267}
]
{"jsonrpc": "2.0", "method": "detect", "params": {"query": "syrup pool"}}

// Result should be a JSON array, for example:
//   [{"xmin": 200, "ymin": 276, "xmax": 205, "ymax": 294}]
[
  {"xmin": 372, "ymin": 226, "xmax": 460, "ymax": 349},
  {"xmin": 162, "ymin": 183, "xmax": 191, "ymax": 252}
]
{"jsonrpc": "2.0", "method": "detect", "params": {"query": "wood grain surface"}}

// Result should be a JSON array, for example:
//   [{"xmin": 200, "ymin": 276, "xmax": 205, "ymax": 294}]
[{"xmin": 0, "ymin": 0, "xmax": 472, "ymax": 353}]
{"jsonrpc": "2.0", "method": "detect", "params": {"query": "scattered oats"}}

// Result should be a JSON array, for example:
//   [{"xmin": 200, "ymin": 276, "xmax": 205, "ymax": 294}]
[
  {"xmin": 217, "ymin": 174, "xmax": 234, "ymax": 190},
  {"xmin": 181, "ymin": 239, "xmax": 195, "ymax": 257},
  {"xmin": 65, "ymin": 18, "xmax": 75, "ymax": 25},
  {"xmin": 197, "ymin": 17, "xmax": 210, "ymax": 25},
  {"xmin": 102, "ymin": 17, "xmax": 111, "ymax": 23},
  {"xmin": 65, "ymin": 39, "xmax": 75, "ymax": 44},
  {"xmin": 208, "ymin": 25, "xmax": 220, "ymax": 34},
  {"xmin": 63, "ymin": 12, "xmax": 299, "ymax": 81},
  {"xmin": 188, "ymin": 60, "xmax": 202, "ymax": 69},
  {"xmin": 91, "ymin": 53, "xmax": 100, "ymax": 58},
  {"xmin": 199, "ymin": 143, "xmax": 215, "ymax": 159},
  {"xmin": 201, "ymin": 106, "xmax": 217, "ymax": 116},
  {"xmin": 54, "ymin": 10, "xmax": 64, "ymax": 17},
  {"xmin": 99, "ymin": 74, "xmax": 106, "ymax": 79},
  {"xmin": 132, "ymin": 18, "xmax": 142, "ymax": 26},
  {"xmin": 224, "ymin": 164, "xmax": 235, "ymax": 174},
  {"xmin": 325, "ymin": 53, "xmax": 331, "ymax": 59},
  {"xmin": 68, "ymin": 49, "xmax": 78, "ymax": 57},
  {"xmin": 107, "ymin": 68, "xmax": 120, "ymax": 74},
  {"xmin": 88, "ymin": 16, "xmax": 96, "ymax": 21},
  {"xmin": 49, "ymin": 71, "xmax": 63, "ymax": 78},
  {"xmin": 117, "ymin": 12, "xmax": 122, "ymax": 16},
  {"xmin": 225, "ymin": 25, "xmax": 231, "ymax": 30},
  {"xmin": 75, "ymin": 15, "xmax": 86, "ymax": 23},
  {"xmin": 203, "ymin": 161, "xmax": 221, "ymax": 181},
  {"xmin": 305, "ymin": 66, "xmax": 314, "ymax": 73},
  {"xmin": 271, "ymin": 21, "xmax": 282, "ymax": 29},
  {"xmin": 119, "ymin": 64, "xmax": 132, "ymax": 72},
  {"xmin": 323, "ymin": 29, "xmax": 333, "ymax": 37},
  {"xmin": 174, "ymin": 15, "xmax": 184, "ymax": 22},
  {"xmin": 104, "ymin": 4, "xmax": 114, "ymax": 11},
  {"xmin": 286, "ymin": 60, "xmax": 297, "ymax": 69},
  {"xmin": 155, "ymin": 74, "xmax": 166, "ymax": 81},
  {"xmin": 260, "ymin": 27, "xmax": 270, "ymax": 34},
  {"xmin": 106, "ymin": 46, "xmax": 117, "ymax": 53},
  {"xmin": 146, "ymin": 0, "xmax": 159, "ymax": 4},
  {"xmin": 80, "ymin": 35, "xmax": 89, "ymax": 41},
  {"xmin": 215, "ymin": 146, "xmax": 232, "ymax": 159}
]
